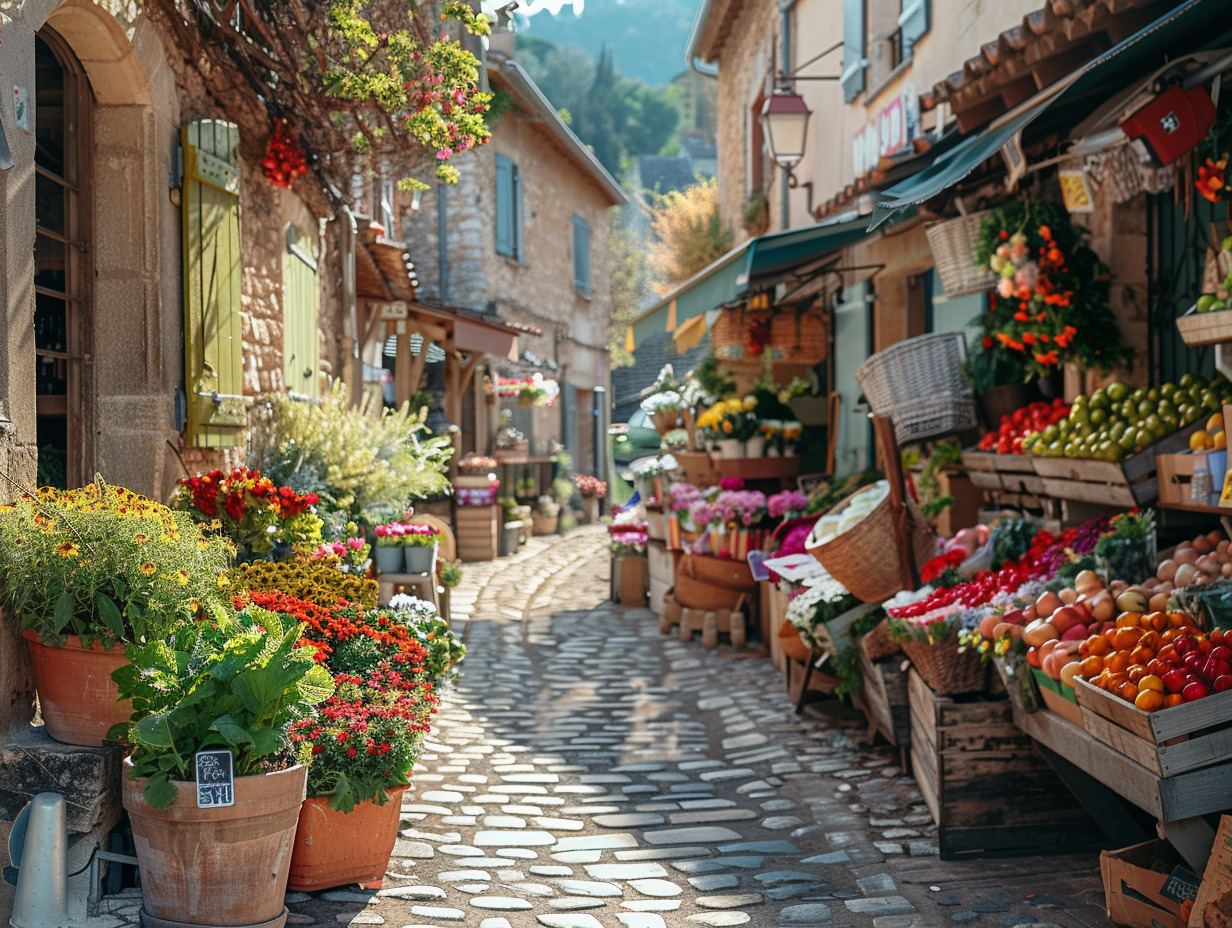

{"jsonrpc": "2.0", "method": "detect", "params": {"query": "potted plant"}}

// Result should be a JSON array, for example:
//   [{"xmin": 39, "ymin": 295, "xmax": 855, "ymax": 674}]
[
  {"xmin": 373, "ymin": 521, "xmax": 408, "ymax": 574},
  {"xmin": 533, "ymin": 496, "xmax": 560, "ymax": 535},
  {"xmin": 573, "ymin": 474, "xmax": 607, "ymax": 524},
  {"xmin": 611, "ymin": 524, "xmax": 649, "ymax": 607},
  {"xmin": 311, "ymin": 535, "xmax": 371, "ymax": 574},
  {"xmin": 0, "ymin": 482, "xmax": 234, "ymax": 746},
  {"xmin": 111, "ymin": 605, "xmax": 334, "ymax": 927},
  {"xmin": 403, "ymin": 523, "xmax": 440, "ymax": 574},
  {"xmin": 439, "ymin": 558, "xmax": 463, "ymax": 590},
  {"xmin": 696, "ymin": 396, "xmax": 759, "ymax": 458},
  {"xmin": 641, "ymin": 391, "xmax": 684, "ymax": 436}
]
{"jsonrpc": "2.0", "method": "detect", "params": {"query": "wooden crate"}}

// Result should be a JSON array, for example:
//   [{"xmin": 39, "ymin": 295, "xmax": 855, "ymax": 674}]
[
  {"xmin": 646, "ymin": 506, "xmax": 667, "ymax": 542},
  {"xmin": 908, "ymin": 669, "xmax": 1096, "ymax": 859},
  {"xmin": 1074, "ymin": 677, "xmax": 1232, "ymax": 777},
  {"xmin": 1032, "ymin": 421, "xmax": 1204, "ymax": 508},
  {"xmin": 1155, "ymin": 452, "xmax": 1199, "ymax": 507},
  {"xmin": 454, "ymin": 505, "xmax": 498, "ymax": 562},
  {"xmin": 1177, "ymin": 307, "xmax": 1232, "ymax": 347},
  {"xmin": 859, "ymin": 646, "xmax": 910, "ymax": 748}
]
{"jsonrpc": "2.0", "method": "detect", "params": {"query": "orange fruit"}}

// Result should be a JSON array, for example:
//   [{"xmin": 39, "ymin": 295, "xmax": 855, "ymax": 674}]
[
  {"xmin": 1165, "ymin": 693, "xmax": 1184, "ymax": 708},
  {"xmin": 1139, "ymin": 674, "xmax": 1164, "ymax": 692},
  {"xmin": 1169, "ymin": 613, "xmax": 1191, "ymax": 628},
  {"xmin": 1150, "ymin": 612, "xmax": 1169, "ymax": 631},
  {"xmin": 1139, "ymin": 630, "xmax": 1161, "ymax": 650},
  {"xmin": 1086, "ymin": 636, "xmax": 1112, "ymax": 656},
  {"xmin": 1104, "ymin": 671, "xmax": 1129, "ymax": 690},
  {"xmin": 1212, "ymin": 629, "xmax": 1226, "ymax": 646},
  {"xmin": 1135, "ymin": 689, "xmax": 1164, "ymax": 712},
  {"xmin": 1117, "ymin": 613, "xmax": 1142, "ymax": 628},
  {"xmin": 1112, "ymin": 627, "xmax": 1144, "ymax": 651},
  {"xmin": 1127, "ymin": 665, "xmax": 1148, "ymax": 684},
  {"xmin": 1080, "ymin": 656, "xmax": 1104, "ymax": 676},
  {"xmin": 1119, "ymin": 682, "xmax": 1139, "ymax": 701},
  {"xmin": 1158, "ymin": 644, "xmax": 1178, "ymax": 663},
  {"xmin": 1105, "ymin": 651, "xmax": 1132, "ymax": 674},
  {"xmin": 1130, "ymin": 645, "xmax": 1155, "ymax": 666}
]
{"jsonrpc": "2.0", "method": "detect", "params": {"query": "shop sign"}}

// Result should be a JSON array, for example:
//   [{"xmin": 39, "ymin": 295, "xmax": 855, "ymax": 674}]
[
  {"xmin": 376, "ymin": 300, "xmax": 408, "ymax": 320},
  {"xmin": 195, "ymin": 749, "xmax": 235, "ymax": 808},
  {"xmin": 852, "ymin": 86, "xmax": 919, "ymax": 178}
]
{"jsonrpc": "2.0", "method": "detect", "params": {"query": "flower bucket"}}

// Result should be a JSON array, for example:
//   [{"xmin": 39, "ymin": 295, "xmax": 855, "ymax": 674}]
[
  {"xmin": 124, "ymin": 760, "xmax": 306, "ymax": 928},
  {"xmin": 374, "ymin": 546, "xmax": 404, "ymax": 575},
  {"xmin": 651, "ymin": 409, "xmax": 679, "ymax": 435},
  {"xmin": 22, "ymin": 628, "xmax": 132, "ymax": 747},
  {"xmin": 716, "ymin": 438, "xmax": 743, "ymax": 459},
  {"xmin": 404, "ymin": 543, "xmax": 436, "ymax": 575},
  {"xmin": 287, "ymin": 786, "xmax": 407, "ymax": 892},
  {"xmin": 744, "ymin": 435, "xmax": 766, "ymax": 458}
]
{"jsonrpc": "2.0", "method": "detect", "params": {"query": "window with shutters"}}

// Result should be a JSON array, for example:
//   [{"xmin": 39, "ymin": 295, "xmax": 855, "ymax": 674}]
[
  {"xmin": 573, "ymin": 215, "xmax": 590, "ymax": 294},
  {"xmin": 865, "ymin": 0, "xmax": 930, "ymax": 95},
  {"xmin": 283, "ymin": 224, "xmax": 321, "ymax": 400},
  {"xmin": 495, "ymin": 153, "xmax": 523, "ymax": 260},
  {"xmin": 840, "ymin": 0, "xmax": 866, "ymax": 103},
  {"xmin": 182, "ymin": 120, "xmax": 246, "ymax": 448}
]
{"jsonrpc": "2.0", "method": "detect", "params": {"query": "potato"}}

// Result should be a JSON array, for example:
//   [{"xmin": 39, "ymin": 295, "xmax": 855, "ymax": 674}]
[
  {"xmin": 1194, "ymin": 536, "xmax": 1213, "ymax": 555},
  {"xmin": 1176, "ymin": 547, "xmax": 1199, "ymax": 566},
  {"xmin": 1149, "ymin": 591, "xmax": 1170, "ymax": 613},
  {"xmin": 1158, "ymin": 559, "xmax": 1178, "ymax": 583},
  {"xmin": 1210, "ymin": 530, "xmax": 1224, "ymax": 547}
]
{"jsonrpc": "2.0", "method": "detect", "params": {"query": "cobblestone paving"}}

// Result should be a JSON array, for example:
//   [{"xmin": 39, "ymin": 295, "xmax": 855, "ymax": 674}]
[{"xmin": 102, "ymin": 528, "xmax": 1116, "ymax": 928}]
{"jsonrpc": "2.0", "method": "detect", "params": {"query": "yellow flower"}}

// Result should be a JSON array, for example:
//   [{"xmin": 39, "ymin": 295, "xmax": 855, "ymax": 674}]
[
  {"xmin": 742, "ymin": 396, "xmax": 757, "ymax": 411},
  {"xmin": 176, "ymin": 570, "xmax": 190, "ymax": 586},
  {"xmin": 56, "ymin": 542, "xmax": 79, "ymax": 558},
  {"xmin": 140, "ymin": 562, "xmax": 156, "ymax": 575},
  {"xmin": 217, "ymin": 574, "xmax": 232, "ymax": 590},
  {"xmin": 134, "ymin": 533, "xmax": 149, "ymax": 544}
]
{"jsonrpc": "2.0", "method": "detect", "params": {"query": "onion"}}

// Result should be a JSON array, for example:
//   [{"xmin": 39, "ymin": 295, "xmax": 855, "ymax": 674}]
[{"xmin": 1175, "ymin": 563, "xmax": 1199, "ymax": 587}]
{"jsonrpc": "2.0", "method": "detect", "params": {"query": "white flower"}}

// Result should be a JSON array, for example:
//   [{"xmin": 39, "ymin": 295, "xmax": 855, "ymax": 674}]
[
  {"xmin": 388, "ymin": 594, "xmax": 438, "ymax": 619},
  {"xmin": 640, "ymin": 391, "xmax": 684, "ymax": 414}
]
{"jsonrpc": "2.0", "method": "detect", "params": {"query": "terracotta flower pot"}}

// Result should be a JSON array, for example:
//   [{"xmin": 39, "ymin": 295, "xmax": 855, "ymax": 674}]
[
  {"xmin": 287, "ymin": 786, "xmax": 407, "ymax": 892},
  {"xmin": 123, "ymin": 760, "xmax": 307, "ymax": 928},
  {"xmin": 22, "ymin": 628, "xmax": 132, "ymax": 747},
  {"xmin": 533, "ymin": 515, "xmax": 558, "ymax": 536}
]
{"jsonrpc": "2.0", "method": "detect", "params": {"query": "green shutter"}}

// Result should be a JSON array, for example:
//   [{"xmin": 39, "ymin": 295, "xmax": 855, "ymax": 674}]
[
  {"xmin": 496, "ymin": 154, "xmax": 513, "ymax": 256},
  {"xmin": 899, "ymin": 0, "xmax": 930, "ymax": 57},
  {"xmin": 573, "ymin": 215, "xmax": 590, "ymax": 293},
  {"xmin": 841, "ymin": 0, "xmax": 865, "ymax": 103},
  {"xmin": 182, "ymin": 120, "xmax": 245, "ymax": 448},
  {"xmin": 512, "ymin": 162, "xmax": 523, "ymax": 261},
  {"xmin": 284, "ymin": 225, "xmax": 320, "ymax": 400}
]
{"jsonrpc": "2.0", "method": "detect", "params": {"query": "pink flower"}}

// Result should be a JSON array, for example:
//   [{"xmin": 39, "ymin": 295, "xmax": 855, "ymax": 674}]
[{"xmin": 347, "ymin": 537, "xmax": 365, "ymax": 550}]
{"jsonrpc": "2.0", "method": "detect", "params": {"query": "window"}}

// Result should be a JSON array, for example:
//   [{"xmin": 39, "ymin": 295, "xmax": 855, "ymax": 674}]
[
  {"xmin": 496, "ymin": 153, "xmax": 523, "ymax": 260},
  {"xmin": 843, "ymin": 0, "xmax": 930, "ymax": 101},
  {"xmin": 573, "ymin": 215, "xmax": 590, "ymax": 294},
  {"xmin": 379, "ymin": 177, "xmax": 396, "ymax": 238},
  {"xmin": 840, "ymin": 0, "xmax": 866, "ymax": 103}
]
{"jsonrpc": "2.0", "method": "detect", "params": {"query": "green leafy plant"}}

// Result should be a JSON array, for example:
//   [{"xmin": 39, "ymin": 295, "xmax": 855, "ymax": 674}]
[
  {"xmin": 439, "ymin": 559, "xmax": 463, "ymax": 589},
  {"xmin": 0, "ymin": 481, "xmax": 234, "ymax": 648},
  {"xmin": 905, "ymin": 439, "xmax": 962, "ymax": 522},
  {"xmin": 111, "ymin": 606, "xmax": 335, "ymax": 809}
]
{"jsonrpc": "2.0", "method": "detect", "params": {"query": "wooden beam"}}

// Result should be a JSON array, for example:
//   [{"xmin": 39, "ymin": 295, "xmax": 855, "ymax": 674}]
[
  {"xmin": 398, "ymin": 339, "xmax": 429, "ymax": 410},
  {"xmin": 361, "ymin": 303, "xmax": 384, "ymax": 355},
  {"xmin": 444, "ymin": 332, "xmax": 462, "ymax": 478},
  {"xmin": 459, "ymin": 354, "xmax": 482, "ymax": 391},
  {"xmin": 872, "ymin": 415, "xmax": 919, "ymax": 591}
]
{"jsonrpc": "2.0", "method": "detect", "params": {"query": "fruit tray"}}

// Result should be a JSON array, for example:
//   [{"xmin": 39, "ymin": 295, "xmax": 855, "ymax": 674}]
[
  {"xmin": 1031, "ymin": 420, "xmax": 1205, "ymax": 509},
  {"xmin": 960, "ymin": 449, "xmax": 1043, "ymax": 494},
  {"xmin": 1073, "ymin": 676, "xmax": 1232, "ymax": 777},
  {"xmin": 1176, "ymin": 306, "xmax": 1232, "ymax": 348}
]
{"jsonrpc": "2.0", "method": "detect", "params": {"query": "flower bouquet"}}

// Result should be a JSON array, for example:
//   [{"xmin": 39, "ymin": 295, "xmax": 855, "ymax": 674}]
[
  {"xmin": 782, "ymin": 575, "xmax": 857, "ymax": 661},
  {"xmin": 696, "ymin": 396, "xmax": 759, "ymax": 457},
  {"xmin": 312, "ymin": 536, "xmax": 372, "ymax": 574},
  {"xmin": 175, "ymin": 468, "xmax": 323, "ymax": 561},
  {"xmin": 642, "ymin": 390, "xmax": 684, "ymax": 435}
]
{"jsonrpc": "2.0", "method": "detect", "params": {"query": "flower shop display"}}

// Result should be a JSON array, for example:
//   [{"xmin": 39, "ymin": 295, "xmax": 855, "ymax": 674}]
[
  {"xmin": 175, "ymin": 467, "xmax": 323, "ymax": 561},
  {"xmin": 696, "ymin": 395, "xmax": 759, "ymax": 457},
  {"xmin": 112, "ymin": 605, "xmax": 334, "ymax": 927},
  {"xmin": 0, "ymin": 482, "xmax": 233, "ymax": 745},
  {"xmin": 574, "ymin": 474, "xmax": 607, "ymax": 498},
  {"xmin": 498, "ymin": 374, "xmax": 559, "ymax": 408},
  {"xmin": 968, "ymin": 201, "xmax": 1129, "ymax": 387},
  {"xmin": 612, "ymin": 523, "xmax": 649, "ymax": 608},
  {"xmin": 458, "ymin": 455, "xmax": 499, "ymax": 476},
  {"xmin": 533, "ymin": 495, "xmax": 560, "ymax": 535},
  {"xmin": 768, "ymin": 490, "xmax": 809, "ymax": 522},
  {"xmin": 783, "ymin": 575, "xmax": 858, "ymax": 660},
  {"xmin": 630, "ymin": 456, "xmax": 670, "ymax": 504},
  {"xmin": 232, "ymin": 559, "xmax": 379, "ymax": 609},
  {"xmin": 374, "ymin": 521, "xmax": 412, "ymax": 574},
  {"xmin": 312, "ymin": 536, "xmax": 371, "ymax": 574},
  {"xmin": 402, "ymin": 522, "xmax": 441, "ymax": 575},
  {"xmin": 641, "ymin": 390, "xmax": 684, "ymax": 435}
]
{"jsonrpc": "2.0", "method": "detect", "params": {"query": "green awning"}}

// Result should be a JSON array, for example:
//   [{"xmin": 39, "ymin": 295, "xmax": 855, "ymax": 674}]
[
  {"xmin": 629, "ymin": 213, "xmax": 875, "ymax": 350},
  {"xmin": 870, "ymin": 0, "xmax": 1230, "ymax": 229}
]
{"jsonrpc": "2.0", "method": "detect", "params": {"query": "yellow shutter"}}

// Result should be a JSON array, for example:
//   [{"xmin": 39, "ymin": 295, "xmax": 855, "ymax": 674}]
[
  {"xmin": 283, "ymin": 224, "xmax": 320, "ymax": 400},
  {"xmin": 182, "ymin": 120, "xmax": 245, "ymax": 448}
]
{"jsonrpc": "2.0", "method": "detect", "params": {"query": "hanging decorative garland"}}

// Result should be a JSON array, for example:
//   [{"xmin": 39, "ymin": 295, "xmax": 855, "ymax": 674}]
[{"xmin": 261, "ymin": 119, "xmax": 309, "ymax": 189}]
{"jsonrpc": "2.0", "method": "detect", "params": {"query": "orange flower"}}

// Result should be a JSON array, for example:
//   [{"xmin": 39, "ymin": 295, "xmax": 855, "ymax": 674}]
[
  {"xmin": 1022, "ymin": 332, "xmax": 1036, "ymax": 346},
  {"xmin": 1014, "ymin": 310, "xmax": 1030, "ymax": 322},
  {"xmin": 1197, "ymin": 157, "xmax": 1228, "ymax": 203},
  {"xmin": 1034, "ymin": 351, "xmax": 1059, "ymax": 365},
  {"xmin": 1039, "ymin": 225, "xmax": 1052, "ymax": 240},
  {"xmin": 1037, "ymin": 332, "xmax": 1050, "ymax": 343}
]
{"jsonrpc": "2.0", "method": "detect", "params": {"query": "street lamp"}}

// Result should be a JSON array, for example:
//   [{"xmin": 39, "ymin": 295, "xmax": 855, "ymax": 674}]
[{"xmin": 760, "ymin": 87, "xmax": 814, "ymax": 216}]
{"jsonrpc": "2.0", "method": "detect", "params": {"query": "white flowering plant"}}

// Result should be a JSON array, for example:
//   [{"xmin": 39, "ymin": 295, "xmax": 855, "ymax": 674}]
[
  {"xmin": 640, "ymin": 391, "xmax": 684, "ymax": 415},
  {"xmin": 785, "ymin": 576, "xmax": 858, "ymax": 654}
]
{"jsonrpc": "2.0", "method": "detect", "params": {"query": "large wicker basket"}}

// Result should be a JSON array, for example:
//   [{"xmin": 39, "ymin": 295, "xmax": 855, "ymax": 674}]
[
  {"xmin": 861, "ymin": 618, "xmax": 902, "ymax": 661},
  {"xmin": 805, "ymin": 485, "xmax": 936, "ymax": 603},
  {"xmin": 901, "ymin": 638, "xmax": 986, "ymax": 695},
  {"xmin": 925, "ymin": 211, "xmax": 996, "ymax": 298},
  {"xmin": 855, "ymin": 333, "xmax": 977, "ymax": 444}
]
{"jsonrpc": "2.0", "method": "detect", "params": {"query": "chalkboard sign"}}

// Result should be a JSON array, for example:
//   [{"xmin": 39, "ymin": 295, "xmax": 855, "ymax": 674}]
[
  {"xmin": 195, "ymin": 750, "xmax": 235, "ymax": 808},
  {"xmin": 1160, "ymin": 865, "xmax": 1201, "ymax": 903}
]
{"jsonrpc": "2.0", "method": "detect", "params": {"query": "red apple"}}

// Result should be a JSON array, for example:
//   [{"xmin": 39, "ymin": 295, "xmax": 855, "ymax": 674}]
[
  {"xmin": 1215, "ymin": 675, "xmax": 1232, "ymax": 693},
  {"xmin": 1026, "ymin": 647, "xmax": 1041, "ymax": 669},
  {"xmin": 1002, "ymin": 608, "xmax": 1026, "ymax": 626},
  {"xmin": 1050, "ymin": 606, "xmax": 1084, "ymax": 634},
  {"xmin": 1061, "ymin": 624, "xmax": 1088, "ymax": 641},
  {"xmin": 1184, "ymin": 681, "xmax": 1210, "ymax": 702}
]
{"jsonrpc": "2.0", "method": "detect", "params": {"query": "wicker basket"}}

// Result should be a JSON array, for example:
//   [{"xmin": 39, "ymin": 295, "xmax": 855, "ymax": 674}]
[
  {"xmin": 855, "ymin": 333, "xmax": 977, "ymax": 444},
  {"xmin": 925, "ymin": 211, "xmax": 996, "ymax": 298},
  {"xmin": 711, "ymin": 307, "xmax": 748, "ymax": 359},
  {"xmin": 1176, "ymin": 306, "xmax": 1232, "ymax": 347},
  {"xmin": 778, "ymin": 620, "xmax": 812, "ymax": 662},
  {"xmin": 861, "ymin": 618, "xmax": 902, "ymax": 661},
  {"xmin": 805, "ymin": 485, "xmax": 936, "ymax": 603},
  {"xmin": 901, "ymin": 638, "xmax": 986, "ymax": 695},
  {"xmin": 769, "ymin": 309, "xmax": 827, "ymax": 363},
  {"xmin": 675, "ymin": 571, "xmax": 745, "ymax": 611}
]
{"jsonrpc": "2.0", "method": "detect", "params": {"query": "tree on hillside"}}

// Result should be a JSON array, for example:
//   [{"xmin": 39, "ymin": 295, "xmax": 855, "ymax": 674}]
[
  {"xmin": 647, "ymin": 177, "xmax": 732, "ymax": 291},
  {"xmin": 607, "ymin": 224, "xmax": 646, "ymax": 368}
]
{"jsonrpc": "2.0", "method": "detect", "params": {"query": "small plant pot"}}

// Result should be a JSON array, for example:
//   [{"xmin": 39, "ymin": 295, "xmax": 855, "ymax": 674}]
[
  {"xmin": 374, "ymin": 546, "xmax": 405, "ymax": 575},
  {"xmin": 716, "ymin": 438, "xmax": 743, "ymax": 459},
  {"xmin": 582, "ymin": 497, "xmax": 600, "ymax": 524},
  {"xmin": 533, "ymin": 515, "xmax": 558, "ymax": 536},
  {"xmin": 744, "ymin": 435, "xmax": 766, "ymax": 458},
  {"xmin": 404, "ymin": 543, "xmax": 436, "ymax": 575},
  {"xmin": 22, "ymin": 628, "xmax": 132, "ymax": 747},
  {"xmin": 651, "ymin": 409, "xmax": 679, "ymax": 435},
  {"xmin": 288, "ymin": 786, "xmax": 407, "ymax": 892},
  {"xmin": 123, "ymin": 760, "xmax": 307, "ymax": 927}
]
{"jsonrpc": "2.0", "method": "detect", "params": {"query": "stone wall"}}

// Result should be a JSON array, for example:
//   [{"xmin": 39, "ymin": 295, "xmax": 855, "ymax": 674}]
[{"xmin": 714, "ymin": 0, "xmax": 779, "ymax": 243}]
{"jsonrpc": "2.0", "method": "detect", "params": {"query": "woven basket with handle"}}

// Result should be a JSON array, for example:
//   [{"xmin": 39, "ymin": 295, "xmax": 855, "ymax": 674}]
[
  {"xmin": 901, "ymin": 638, "xmax": 986, "ymax": 695},
  {"xmin": 925, "ymin": 211, "xmax": 996, "ymax": 298},
  {"xmin": 805, "ymin": 485, "xmax": 936, "ymax": 603}
]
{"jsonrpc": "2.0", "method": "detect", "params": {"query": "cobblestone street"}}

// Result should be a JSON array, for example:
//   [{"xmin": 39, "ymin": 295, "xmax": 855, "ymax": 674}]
[{"xmin": 282, "ymin": 527, "xmax": 1113, "ymax": 928}]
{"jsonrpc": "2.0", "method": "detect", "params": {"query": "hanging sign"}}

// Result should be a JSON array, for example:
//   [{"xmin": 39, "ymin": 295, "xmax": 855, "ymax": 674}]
[
  {"xmin": 195, "ymin": 750, "xmax": 235, "ymax": 808},
  {"xmin": 852, "ymin": 87, "xmax": 920, "ymax": 179}
]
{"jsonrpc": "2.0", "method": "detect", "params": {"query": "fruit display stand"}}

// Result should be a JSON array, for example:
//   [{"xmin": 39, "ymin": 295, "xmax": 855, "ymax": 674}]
[
  {"xmin": 859, "ymin": 642, "xmax": 911, "ymax": 767},
  {"xmin": 907, "ymin": 669, "xmax": 1100, "ymax": 859},
  {"xmin": 1177, "ymin": 306, "xmax": 1232, "ymax": 347},
  {"xmin": 961, "ymin": 449, "xmax": 1045, "ymax": 497}
]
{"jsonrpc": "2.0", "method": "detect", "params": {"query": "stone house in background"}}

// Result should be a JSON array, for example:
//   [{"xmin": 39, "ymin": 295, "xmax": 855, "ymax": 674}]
[{"xmin": 405, "ymin": 46, "xmax": 625, "ymax": 479}]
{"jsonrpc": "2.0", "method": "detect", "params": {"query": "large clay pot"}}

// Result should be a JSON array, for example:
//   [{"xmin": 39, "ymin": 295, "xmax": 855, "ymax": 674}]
[
  {"xmin": 123, "ymin": 760, "xmax": 306, "ymax": 928},
  {"xmin": 22, "ymin": 628, "xmax": 131, "ymax": 747},
  {"xmin": 533, "ymin": 515, "xmax": 558, "ymax": 536},
  {"xmin": 287, "ymin": 786, "xmax": 407, "ymax": 892}
]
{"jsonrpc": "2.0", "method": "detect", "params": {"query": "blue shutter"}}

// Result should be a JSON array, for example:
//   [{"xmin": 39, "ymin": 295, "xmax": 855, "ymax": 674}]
[
  {"xmin": 496, "ymin": 154, "xmax": 513, "ymax": 256},
  {"xmin": 840, "ymin": 0, "xmax": 865, "ymax": 103},
  {"xmin": 573, "ymin": 215, "xmax": 590, "ymax": 293},
  {"xmin": 899, "ymin": 0, "xmax": 929, "ymax": 58},
  {"xmin": 512, "ymin": 163, "xmax": 524, "ymax": 261}
]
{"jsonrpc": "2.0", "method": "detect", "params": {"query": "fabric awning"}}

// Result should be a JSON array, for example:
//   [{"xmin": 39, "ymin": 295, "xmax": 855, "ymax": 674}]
[
  {"xmin": 871, "ymin": 0, "xmax": 1230, "ymax": 229},
  {"xmin": 671, "ymin": 313, "xmax": 708, "ymax": 353},
  {"xmin": 628, "ymin": 213, "xmax": 875, "ymax": 350}
]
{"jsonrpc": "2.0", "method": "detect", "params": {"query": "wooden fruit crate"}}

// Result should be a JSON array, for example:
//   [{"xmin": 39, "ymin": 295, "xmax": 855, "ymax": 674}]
[
  {"xmin": 1177, "ymin": 306, "xmax": 1232, "ymax": 347},
  {"xmin": 454, "ymin": 504, "xmax": 498, "ymax": 562},
  {"xmin": 1031, "ymin": 420, "xmax": 1204, "ymax": 508},
  {"xmin": 859, "ymin": 646, "xmax": 910, "ymax": 749},
  {"xmin": 1073, "ymin": 677, "xmax": 1232, "ymax": 777},
  {"xmin": 909, "ymin": 669, "xmax": 1097, "ymax": 859},
  {"xmin": 961, "ymin": 448, "xmax": 1045, "ymax": 495}
]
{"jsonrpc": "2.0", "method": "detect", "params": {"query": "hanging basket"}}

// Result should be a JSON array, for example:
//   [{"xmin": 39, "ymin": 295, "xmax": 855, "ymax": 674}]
[
  {"xmin": 855, "ymin": 332, "xmax": 977, "ymax": 444},
  {"xmin": 925, "ymin": 211, "xmax": 996, "ymax": 298},
  {"xmin": 901, "ymin": 638, "xmax": 986, "ymax": 696}
]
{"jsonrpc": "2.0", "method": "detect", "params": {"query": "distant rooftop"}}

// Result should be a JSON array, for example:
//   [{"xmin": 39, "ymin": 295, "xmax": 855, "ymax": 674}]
[{"xmin": 636, "ymin": 155, "xmax": 697, "ymax": 195}]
